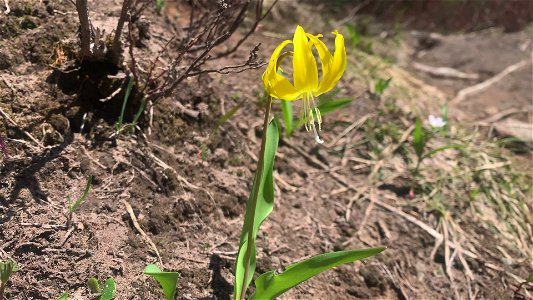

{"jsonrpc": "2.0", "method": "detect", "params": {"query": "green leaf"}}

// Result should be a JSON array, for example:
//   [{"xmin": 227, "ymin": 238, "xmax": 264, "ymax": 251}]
[
  {"xmin": 100, "ymin": 278, "xmax": 116, "ymax": 300},
  {"xmin": 115, "ymin": 76, "xmax": 135, "ymax": 132},
  {"xmin": 0, "ymin": 259, "xmax": 17, "ymax": 283},
  {"xmin": 527, "ymin": 272, "xmax": 533, "ymax": 283},
  {"xmin": 421, "ymin": 144, "xmax": 464, "ymax": 160},
  {"xmin": 252, "ymin": 247, "xmax": 386, "ymax": 299},
  {"xmin": 155, "ymin": 0, "xmax": 165, "ymax": 14},
  {"xmin": 316, "ymin": 98, "xmax": 353, "ymax": 115},
  {"xmin": 68, "ymin": 175, "xmax": 93, "ymax": 213},
  {"xmin": 234, "ymin": 119, "xmax": 280, "ymax": 300},
  {"xmin": 131, "ymin": 96, "xmax": 148, "ymax": 129},
  {"xmin": 374, "ymin": 78, "xmax": 392, "ymax": 95},
  {"xmin": 57, "ymin": 291, "xmax": 69, "ymax": 300},
  {"xmin": 87, "ymin": 277, "xmax": 101, "ymax": 293},
  {"xmin": 413, "ymin": 118, "xmax": 425, "ymax": 159},
  {"xmin": 144, "ymin": 264, "xmax": 180, "ymax": 300},
  {"xmin": 344, "ymin": 24, "xmax": 361, "ymax": 47},
  {"xmin": 280, "ymin": 100, "xmax": 293, "ymax": 137}
]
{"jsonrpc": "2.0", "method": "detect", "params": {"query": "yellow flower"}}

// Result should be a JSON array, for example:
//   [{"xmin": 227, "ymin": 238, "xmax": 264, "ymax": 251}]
[{"xmin": 262, "ymin": 25, "xmax": 346, "ymax": 143}]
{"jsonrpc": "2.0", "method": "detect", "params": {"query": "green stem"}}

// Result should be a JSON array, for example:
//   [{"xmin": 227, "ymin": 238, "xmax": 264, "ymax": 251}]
[{"xmin": 240, "ymin": 95, "xmax": 273, "ymax": 300}]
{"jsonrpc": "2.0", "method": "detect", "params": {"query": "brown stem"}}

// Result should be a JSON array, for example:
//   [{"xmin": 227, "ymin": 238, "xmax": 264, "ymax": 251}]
[
  {"xmin": 111, "ymin": 0, "xmax": 132, "ymax": 65},
  {"xmin": 239, "ymin": 95, "xmax": 272, "ymax": 300},
  {"xmin": 75, "ymin": 0, "xmax": 91, "ymax": 58}
]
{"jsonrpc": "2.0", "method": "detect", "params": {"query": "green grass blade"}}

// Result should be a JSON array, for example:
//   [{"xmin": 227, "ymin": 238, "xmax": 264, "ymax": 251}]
[
  {"xmin": 317, "ymin": 98, "xmax": 353, "ymax": 115},
  {"xmin": 280, "ymin": 100, "xmax": 293, "ymax": 137},
  {"xmin": 234, "ymin": 119, "xmax": 280, "ymax": 300},
  {"xmin": 131, "ymin": 97, "xmax": 147, "ymax": 129},
  {"xmin": 68, "ymin": 176, "xmax": 93, "ymax": 213},
  {"xmin": 57, "ymin": 291, "xmax": 69, "ymax": 300},
  {"xmin": 144, "ymin": 264, "xmax": 180, "ymax": 300},
  {"xmin": 100, "ymin": 278, "xmax": 116, "ymax": 300},
  {"xmin": 374, "ymin": 78, "xmax": 392, "ymax": 95},
  {"xmin": 115, "ymin": 77, "xmax": 135, "ymax": 132},
  {"xmin": 252, "ymin": 247, "xmax": 385, "ymax": 300},
  {"xmin": 422, "ymin": 144, "xmax": 464, "ymax": 160},
  {"xmin": 413, "ymin": 118, "xmax": 425, "ymax": 159}
]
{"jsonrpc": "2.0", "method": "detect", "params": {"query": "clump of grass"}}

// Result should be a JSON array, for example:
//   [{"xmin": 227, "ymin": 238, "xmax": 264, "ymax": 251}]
[{"xmin": 345, "ymin": 102, "xmax": 532, "ymax": 266}]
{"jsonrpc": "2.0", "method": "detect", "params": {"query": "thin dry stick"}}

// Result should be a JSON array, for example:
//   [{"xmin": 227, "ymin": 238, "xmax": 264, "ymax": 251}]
[
  {"xmin": 0, "ymin": 106, "xmax": 43, "ymax": 148},
  {"xmin": 442, "ymin": 219, "xmax": 453, "ymax": 280},
  {"xmin": 451, "ymin": 59, "xmax": 530, "ymax": 104},
  {"xmin": 412, "ymin": 62, "xmax": 479, "ymax": 80},
  {"xmin": 345, "ymin": 125, "xmax": 414, "ymax": 220},
  {"xmin": 121, "ymin": 199, "xmax": 163, "ymax": 265},
  {"xmin": 373, "ymin": 196, "xmax": 527, "ymax": 285},
  {"xmin": 474, "ymin": 105, "xmax": 533, "ymax": 125},
  {"xmin": 327, "ymin": 113, "xmax": 374, "ymax": 148},
  {"xmin": 356, "ymin": 188, "xmax": 376, "ymax": 234}
]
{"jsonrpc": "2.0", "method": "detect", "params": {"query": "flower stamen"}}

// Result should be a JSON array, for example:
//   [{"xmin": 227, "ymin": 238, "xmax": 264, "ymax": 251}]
[{"xmin": 302, "ymin": 93, "xmax": 324, "ymax": 144}]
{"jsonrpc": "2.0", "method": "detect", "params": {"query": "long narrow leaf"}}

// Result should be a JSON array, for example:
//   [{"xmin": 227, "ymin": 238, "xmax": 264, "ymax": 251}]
[
  {"xmin": 413, "ymin": 118, "xmax": 425, "ymax": 159},
  {"xmin": 280, "ymin": 100, "xmax": 293, "ymax": 137},
  {"xmin": 422, "ymin": 144, "xmax": 463, "ymax": 160},
  {"xmin": 317, "ymin": 98, "xmax": 353, "ymax": 115},
  {"xmin": 115, "ymin": 77, "xmax": 135, "ymax": 132},
  {"xmin": 252, "ymin": 247, "xmax": 385, "ymax": 299},
  {"xmin": 234, "ymin": 119, "xmax": 280, "ymax": 300},
  {"xmin": 144, "ymin": 264, "xmax": 180, "ymax": 300},
  {"xmin": 68, "ymin": 176, "xmax": 93, "ymax": 213}
]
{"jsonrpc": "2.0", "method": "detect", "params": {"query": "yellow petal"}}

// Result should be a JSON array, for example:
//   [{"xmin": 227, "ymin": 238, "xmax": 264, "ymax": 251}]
[
  {"xmin": 262, "ymin": 40, "xmax": 301, "ymax": 100},
  {"xmin": 314, "ymin": 30, "xmax": 346, "ymax": 96},
  {"xmin": 306, "ymin": 33, "xmax": 332, "ymax": 78},
  {"xmin": 292, "ymin": 25, "xmax": 318, "ymax": 92}
]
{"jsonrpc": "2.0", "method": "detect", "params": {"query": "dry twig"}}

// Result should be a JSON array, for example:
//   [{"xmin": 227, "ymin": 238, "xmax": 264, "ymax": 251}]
[
  {"xmin": 121, "ymin": 199, "xmax": 163, "ymax": 265},
  {"xmin": 0, "ymin": 107, "xmax": 44, "ymax": 149},
  {"xmin": 451, "ymin": 59, "xmax": 530, "ymax": 104},
  {"xmin": 412, "ymin": 62, "xmax": 479, "ymax": 80}
]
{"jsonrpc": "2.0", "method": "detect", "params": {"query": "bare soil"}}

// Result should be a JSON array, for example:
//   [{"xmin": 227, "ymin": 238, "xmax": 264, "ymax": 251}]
[{"xmin": 1, "ymin": 1, "xmax": 532, "ymax": 300}]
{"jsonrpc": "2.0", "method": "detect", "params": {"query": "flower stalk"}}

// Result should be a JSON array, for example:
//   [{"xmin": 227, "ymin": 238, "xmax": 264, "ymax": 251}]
[{"xmin": 239, "ymin": 95, "xmax": 273, "ymax": 300}]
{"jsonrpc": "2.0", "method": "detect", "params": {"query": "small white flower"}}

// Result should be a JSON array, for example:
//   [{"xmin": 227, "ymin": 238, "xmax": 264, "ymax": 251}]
[{"xmin": 428, "ymin": 115, "xmax": 446, "ymax": 128}]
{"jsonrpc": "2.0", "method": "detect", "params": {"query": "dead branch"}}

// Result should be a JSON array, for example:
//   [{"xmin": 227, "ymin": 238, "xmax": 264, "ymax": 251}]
[
  {"xmin": 75, "ymin": 0, "xmax": 91, "ymax": 57},
  {"xmin": 212, "ymin": 0, "xmax": 279, "ymax": 59},
  {"xmin": 451, "ymin": 59, "xmax": 530, "ymax": 104},
  {"xmin": 412, "ymin": 62, "xmax": 479, "ymax": 80},
  {"xmin": 187, "ymin": 43, "xmax": 265, "ymax": 77},
  {"xmin": 122, "ymin": 199, "xmax": 163, "ymax": 265},
  {"xmin": 111, "ymin": 0, "xmax": 133, "ymax": 65}
]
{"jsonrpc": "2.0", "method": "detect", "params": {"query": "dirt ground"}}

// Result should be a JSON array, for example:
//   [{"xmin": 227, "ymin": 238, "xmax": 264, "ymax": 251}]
[{"xmin": 0, "ymin": 1, "xmax": 532, "ymax": 300}]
